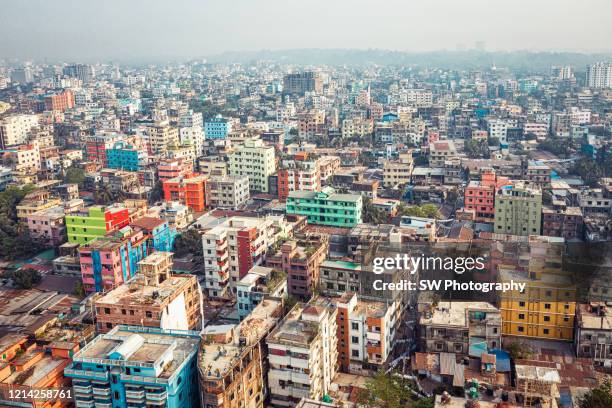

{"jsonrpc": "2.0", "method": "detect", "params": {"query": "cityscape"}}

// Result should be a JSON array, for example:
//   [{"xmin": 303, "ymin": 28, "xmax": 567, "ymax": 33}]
[{"xmin": 0, "ymin": 1, "xmax": 612, "ymax": 408}]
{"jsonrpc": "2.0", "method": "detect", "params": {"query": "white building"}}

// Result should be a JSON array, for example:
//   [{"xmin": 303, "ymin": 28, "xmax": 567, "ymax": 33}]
[
  {"xmin": 179, "ymin": 125, "xmax": 205, "ymax": 157},
  {"xmin": 266, "ymin": 300, "xmax": 338, "ymax": 407},
  {"xmin": 205, "ymin": 175, "xmax": 250, "ymax": 210},
  {"xmin": 0, "ymin": 114, "xmax": 39, "ymax": 148},
  {"xmin": 229, "ymin": 138, "xmax": 276, "ymax": 193},
  {"xmin": 587, "ymin": 62, "xmax": 612, "ymax": 89},
  {"xmin": 487, "ymin": 119, "xmax": 508, "ymax": 144}
]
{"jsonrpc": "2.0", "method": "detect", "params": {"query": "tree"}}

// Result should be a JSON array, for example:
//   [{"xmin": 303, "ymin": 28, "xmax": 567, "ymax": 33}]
[
  {"xmin": 357, "ymin": 371, "xmax": 431, "ymax": 408},
  {"xmin": 506, "ymin": 341, "xmax": 534, "ymax": 360},
  {"xmin": 572, "ymin": 158, "xmax": 603, "ymax": 187},
  {"xmin": 362, "ymin": 197, "xmax": 389, "ymax": 224},
  {"xmin": 173, "ymin": 229, "xmax": 204, "ymax": 258},
  {"xmin": 63, "ymin": 166, "xmax": 86, "ymax": 187},
  {"xmin": 464, "ymin": 139, "xmax": 490, "ymax": 159},
  {"xmin": 578, "ymin": 379, "xmax": 612, "ymax": 408},
  {"xmin": 74, "ymin": 280, "xmax": 86, "ymax": 297},
  {"xmin": 488, "ymin": 137, "xmax": 500, "ymax": 146},
  {"xmin": 12, "ymin": 268, "xmax": 42, "ymax": 289},
  {"xmin": 0, "ymin": 185, "xmax": 42, "ymax": 260}
]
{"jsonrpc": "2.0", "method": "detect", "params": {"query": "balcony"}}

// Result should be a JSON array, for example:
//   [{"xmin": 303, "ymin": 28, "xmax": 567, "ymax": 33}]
[
  {"xmin": 73, "ymin": 385, "xmax": 93, "ymax": 394},
  {"xmin": 146, "ymin": 391, "xmax": 168, "ymax": 401},
  {"xmin": 75, "ymin": 400, "xmax": 95, "ymax": 408},
  {"xmin": 92, "ymin": 387, "xmax": 111, "ymax": 397},
  {"xmin": 125, "ymin": 390, "xmax": 145, "ymax": 399}
]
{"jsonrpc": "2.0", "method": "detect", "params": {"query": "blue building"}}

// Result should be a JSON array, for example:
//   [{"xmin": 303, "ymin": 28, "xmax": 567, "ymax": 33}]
[
  {"xmin": 204, "ymin": 115, "xmax": 231, "ymax": 140},
  {"xmin": 106, "ymin": 141, "xmax": 146, "ymax": 171},
  {"xmin": 132, "ymin": 216, "xmax": 177, "ymax": 253},
  {"xmin": 65, "ymin": 325, "xmax": 201, "ymax": 408}
]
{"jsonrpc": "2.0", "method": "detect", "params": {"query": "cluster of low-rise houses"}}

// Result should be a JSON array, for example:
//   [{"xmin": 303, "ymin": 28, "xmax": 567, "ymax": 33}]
[{"xmin": 0, "ymin": 60, "xmax": 610, "ymax": 408}]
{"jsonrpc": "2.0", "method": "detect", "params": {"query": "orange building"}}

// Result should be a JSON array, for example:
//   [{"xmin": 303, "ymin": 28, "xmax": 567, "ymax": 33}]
[
  {"xmin": 0, "ymin": 334, "xmax": 78, "ymax": 408},
  {"xmin": 163, "ymin": 173, "xmax": 207, "ymax": 212},
  {"xmin": 44, "ymin": 90, "xmax": 75, "ymax": 112},
  {"xmin": 158, "ymin": 158, "xmax": 194, "ymax": 182}
]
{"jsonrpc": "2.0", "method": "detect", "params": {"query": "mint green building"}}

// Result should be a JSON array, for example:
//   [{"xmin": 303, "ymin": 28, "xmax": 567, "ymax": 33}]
[{"xmin": 286, "ymin": 189, "xmax": 362, "ymax": 227}]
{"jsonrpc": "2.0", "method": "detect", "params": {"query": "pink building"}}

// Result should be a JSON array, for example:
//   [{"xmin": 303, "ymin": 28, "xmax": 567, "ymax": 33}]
[
  {"xmin": 78, "ymin": 227, "xmax": 148, "ymax": 293},
  {"xmin": 158, "ymin": 158, "xmax": 193, "ymax": 182},
  {"xmin": 27, "ymin": 205, "xmax": 66, "ymax": 247},
  {"xmin": 464, "ymin": 171, "xmax": 511, "ymax": 223}
]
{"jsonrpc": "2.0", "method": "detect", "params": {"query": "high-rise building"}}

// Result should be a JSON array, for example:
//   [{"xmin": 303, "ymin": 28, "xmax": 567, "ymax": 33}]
[
  {"xmin": 44, "ymin": 89, "xmax": 75, "ymax": 112},
  {"xmin": 86, "ymin": 132, "xmax": 126, "ymax": 165},
  {"xmin": 204, "ymin": 115, "xmax": 232, "ymax": 140},
  {"xmin": 63, "ymin": 63, "xmax": 95, "ymax": 82},
  {"xmin": 94, "ymin": 252, "xmax": 201, "ymax": 333},
  {"xmin": 283, "ymin": 72, "xmax": 323, "ymax": 95},
  {"xmin": 145, "ymin": 124, "xmax": 179, "ymax": 154},
  {"xmin": 105, "ymin": 140, "xmax": 147, "ymax": 171},
  {"xmin": 382, "ymin": 152, "xmax": 414, "ymax": 188},
  {"xmin": 494, "ymin": 183, "xmax": 542, "ymax": 236},
  {"xmin": 266, "ymin": 299, "xmax": 338, "ymax": 407},
  {"xmin": 277, "ymin": 160, "xmax": 321, "ymax": 201},
  {"xmin": 586, "ymin": 62, "xmax": 612, "ymax": 89},
  {"xmin": 65, "ymin": 325, "xmax": 200, "ymax": 408},
  {"xmin": 464, "ymin": 171, "xmax": 511, "ymax": 223},
  {"xmin": 229, "ymin": 138, "xmax": 276, "ymax": 193}
]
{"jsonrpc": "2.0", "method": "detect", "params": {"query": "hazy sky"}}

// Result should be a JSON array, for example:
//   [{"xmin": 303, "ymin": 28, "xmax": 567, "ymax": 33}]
[{"xmin": 1, "ymin": 0, "xmax": 611, "ymax": 61}]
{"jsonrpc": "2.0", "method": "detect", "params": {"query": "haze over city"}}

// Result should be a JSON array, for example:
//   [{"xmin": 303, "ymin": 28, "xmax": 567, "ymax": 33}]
[{"xmin": 2, "ymin": 0, "xmax": 612, "ymax": 61}]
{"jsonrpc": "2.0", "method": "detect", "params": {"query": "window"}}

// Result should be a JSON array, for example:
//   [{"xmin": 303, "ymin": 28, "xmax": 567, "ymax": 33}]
[
  {"xmin": 543, "ymin": 328, "xmax": 549, "ymax": 335},
  {"xmin": 351, "ymin": 350, "xmax": 359, "ymax": 357},
  {"xmin": 544, "ymin": 303, "xmax": 551, "ymax": 310},
  {"xmin": 519, "ymin": 301, "xmax": 526, "ymax": 307},
  {"xmin": 351, "ymin": 336, "xmax": 359, "ymax": 344},
  {"xmin": 518, "ymin": 326, "xmax": 524, "ymax": 332},
  {"xmin": 518, "ymin": 314, "xmax": 525, "ymax": 320},
  {"xmin": 351, "ymin": 322, "xmax": 359, "ymax": 330},
  {"xmin": 146, "ymin": 311, "xmax": 153, "ymax": 318},
  {"xmin": 544, "ymin": 316, "xmax": 550, "ymax": 322}
]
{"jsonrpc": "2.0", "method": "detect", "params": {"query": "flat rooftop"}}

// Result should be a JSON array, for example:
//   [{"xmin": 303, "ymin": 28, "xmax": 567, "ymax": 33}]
[
  {"xmin": 420, "ymin": 301, "xmax": 499, "ymax": 327},
  {"xmin": 95, "ymin": 274, "xmax": 193, "ymax": 308},
  {"xmin": 74, "ymin": 326, "xmax": 199, "ymax": 380}
]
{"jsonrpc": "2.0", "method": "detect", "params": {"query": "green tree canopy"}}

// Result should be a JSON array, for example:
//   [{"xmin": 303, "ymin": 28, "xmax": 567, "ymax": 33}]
[{"xmin": 578, "ymin": 379, "xmax": 612, "ymax": 408}]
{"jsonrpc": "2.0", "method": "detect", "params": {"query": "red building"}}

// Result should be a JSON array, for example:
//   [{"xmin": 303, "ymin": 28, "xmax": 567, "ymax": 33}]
[
  {"xmin": 85, "ymin": 133, "xmax": 124, "ymax": 165},
  {"xmin": 158, "ymin": 158, "xmax": 193, "ymax": 182},
  {"xmin": 44, "ymin": 90, "xmax": 75, "ymax": 112},
  {"xmin": 464, "ymin": 171, "xmax": 510, "ymax": 223},
  {"xmin": 162, "ymin": 174, "xmax": 207, "ymax": 212}
]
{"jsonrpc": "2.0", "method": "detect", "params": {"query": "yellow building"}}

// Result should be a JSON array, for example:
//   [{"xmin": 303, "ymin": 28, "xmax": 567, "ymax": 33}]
[{"xmin": 499, "ymin": 236, "xmax": 576, "ymax": 341}]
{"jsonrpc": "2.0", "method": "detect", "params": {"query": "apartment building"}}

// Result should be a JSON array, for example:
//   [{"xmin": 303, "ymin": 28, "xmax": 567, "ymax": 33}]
[
  {"xmin": 162, "ymin": 174, "xmax": 207, "ymax": 212},
  {"xmin": 85, "ymin": 132, "xmax": 125, "ymax": 164},
  {"xmin": 319, "ymin": 259, "xmax": 362, "ymax": 295},
  {"xmin": 236, "ymin": 266, "xmax": 287, "ymax": 320},
  {"xmin": 542, "ymin": 205, "xmax": 583, "ymax": 240},
  {"xmin": 199, "ymin": 299, "xmax": 283, "ymax": 408},
  {"xmin": 206, "ymin": 175, "xmax": 250, "ymax": 210},
  {"xmin": 575, "ymin": 302, "xmax": 612, "ymax": 367},
  {"xmin": 78, "ymin": 227, "xmax": 148, "ymax": 293},
  {"xmin": 65, "ymin": 326, "xmax": 200, "ymax": 408},
  {"xmin": 286, "ymin": 188, "xmax": 362, "ymax": 228},
  {"xmin": 179, "ymin": 125, "xmax": 204, "ymax": 156},
  {"xmin": 44, "ymin": 89, "xmax": 75, "ymax": 112},
  {"xmin": 494, "ymin": 183, "xmax": 543, "ymax": 236},
  {"xmin": 202, "ymin": 216, "xmax": 281, "ymax": 298},
  {"xmin": 587, "ymin": 62, "xmax": 612, "ymax": 89},
  {"xmin": 266, "ymin": 300, "xmax": 338, "ymax": 407},
  {"xmin": 382, "ymin": 152, "xmax": 414, "ymax": 188},
  {"xmin": 198, "ymin": 156, "xmax": 228, "ymax": 177},
  {"xmin": 131, "ymin": 216, "xmax": 177, "ymax": 252},
  {"xmin": 94, "ymin": 252, "xmax": 201, "ymax": 333},
  {"xmin": 278, "ymin": 160, "xmax": 321, "ymax": 201},
  {"xmin": 419, "ymin": 301, "xmax": 502, "ymax": 356},
  {"xmin": 341, "ymin": 117, "xmax": 374, "ymax": 139},
  {"xmin": 4, "ymin": 141, "xmax": 41, "ymax": 173},
  {"xmin": 26, "ymin": 205, "xmax": 66, "ymax": 247},
  {"xmin": 428, "ymin": 140, "xmax": 457, "ymax": 167},
  {"xmin": 105, "ymin": 140, "xmax": 147, "ymax": 171},
  {"xmin": 229, "ymin": 138, "xmax": 276, "ymax": 193},
  {"xmin": 464, "ymin": 171, "xmax": 511, "ymax": 223},
  {"xmin": 158, "ymin": 158, "xmax": 193, "ymax": 182},
  {"xmin": 265, "ymin": 234, "xmax": 329, "ymax": 300},
  {"xmin": 283, "ymin": 72, "xmax": 323, "ymax": 95},
  {"xmin": 145, "ymin": 123, "xmax": 179, "ymax": 154},
  {"xmin": 316, "ymin": 156, "xmax": 341, "ymax": 183},
  {"xmin": 487, "ymin": 119, "xmax": 508, "ymax": 144},
  {"xmin": 66, "ymin": 204, "xmax": 130, "ymax": 244},
  {"xmin": 499, "ymin": 236, "xmax": 576, "ymax": 341},
  {"xmin": 16, "ymin": 190, "xmax": 62, "ymax": 220},
  {"xmin": 0, "ymin": 114, "xmax": 39, "ymax": 148},
  {"xmin": 298, "ymin": 110, "xmax": 326, "ymax": 139},
  {"xmin": 335, "ymin": 293, "xmax": 399, "ymax": 374}
]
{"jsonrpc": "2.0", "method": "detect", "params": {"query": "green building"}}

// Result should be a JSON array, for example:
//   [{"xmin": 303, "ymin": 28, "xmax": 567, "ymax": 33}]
[
  {"xmin": 286, "ymin": 188, "xmax": 362, "ymax": 228},
  {"xmin": 494, "ymin": 183, "xmax": 542, "ymax": 236},
  {"xmin": 65, "ymin": 205, "xmax": 130, "ymax": 244}
]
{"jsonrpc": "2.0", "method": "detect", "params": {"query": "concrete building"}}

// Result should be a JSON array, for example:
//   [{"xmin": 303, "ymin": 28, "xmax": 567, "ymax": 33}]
[
  {"xmin": 587, "ymin": 62, "xmax": 612, "ymax": 89},
  {"xmin": 105, "ymin": 140, "xmax": 147, "ymax": 172},
  {"xmin": 494, "ymin": 183, "xmax": 542, "ymax": 236},
  {"xmin": 341, "ymin": 117, "xmax": 374, "ymax": 139},
  {"xmin": 236, "ymin": 266, "xmax": 287, "ymax": 320},
  {"xmin": 198, "ymin": 156, "xmax": 228, "ymax": 177},
  {"xmin": 286, "ymin": 188, "xmax": 362, "ymax": 228},
  {"xmin": 78, "ymin": 227, "xmax": 149, "ymax": 293},
  {"xmin": 229, "ymin": 138, "xmax": 276, "ymax": 193},
  {"xmin": 382, "ymin": 152, "xmax": 414, "ymax": 188},
  {"xmin": 266, "ymin": 300, "xmax": 338, "ymax": 407},
  {"xmin": 145, "ymin": 123, "xmax": 179, "ymax": 154},
  {"xmin": 575, "ymin": 302, "xmax": 612, "ymax": 367},
  {"xmin": 487, "ymin": 119, "xmax": 508, "ymax": 144},
  {"xmin": 283, "ymin": 72, "xmax": 323, "ymax": 95},
  {"xmin": 0, "ymin": 114, "xmax": 39, "ymax": 148},
  {"xmin": 158, "ymin": 158, "xmax": 193, "ymax": 182},
  {"xmin": 162, "ymin": 174, "xmax": 207, "ymax": 213},
  {"xmin": 419, "ymin": 301, "xmax": 502, "ymax": 357},
  {"xmin": 94, "ymin": 252, "xmax": 201, "ymax": 333},
  {"xmin": 199, "ymin": 298, "xmax": 283, "ymax": 408},
  {"xmin": 542, "ymin": 205, "xmax": 583, "ymax": 240},
  {"xmin": 44, "ymin": 89, "xmax": 75, "ymax": 112},
  {"xmin": 65, "ymin": 325, "xmax": 200, "ymax": 408},
  {"xmin": 204, "ymin": 115, "xmax": 232, "ymax": 140},
  {"xmin": 27, "ymin": 205, "xmax": 66, "ymax": 247},
  {"xmin": 428, "ymin": 140, "xmax": 457, "ymax": 167},
  {"xmin": 464, "ymin": 171, "xmax": 511, "ymax": 223},
  {"xmin": 179, "ymin": 125, "xmax": 204, "ymax": 156},
  {"xmin": 265, "ymin": 234, "xmax": 329, "ymax": 300},
  {"xmin": 202, "ymin": 216, "xmax": 282, "ymax": 298},
  {"xmin": 206, "ymin": 175, "xmax": 250, "ymax": 210},
  {"xmin": 278, "ymin": 160, "xmax": 321, "ymax": 201},
  {"xmin": 131, "ymin": 216, "xmax": 177, "ymax": 252},
  {"xmin": 335, "ymin": 293, "xmax": 399, "ymax": 374},
  {"xmin": 66, "ymin": 204, "xmax": 130, "ymax": 245}
]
